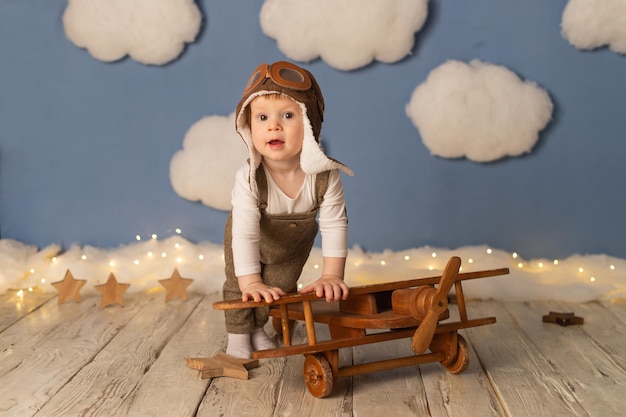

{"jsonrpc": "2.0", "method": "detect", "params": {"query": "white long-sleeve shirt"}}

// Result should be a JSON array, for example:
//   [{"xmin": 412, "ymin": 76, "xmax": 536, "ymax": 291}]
[{"xmin": 230, "ymin": 164, "xmax": 348, "ymax": 277}]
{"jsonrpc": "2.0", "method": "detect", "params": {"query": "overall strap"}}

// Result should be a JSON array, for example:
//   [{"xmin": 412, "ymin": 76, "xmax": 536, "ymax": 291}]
[
  {"xmin": 255, "ymin": 165, "xmax": 269, "ymax": 210},
  {"xmin": 313, "ymin": 170, "xmax": 330, "ymax": 210}
]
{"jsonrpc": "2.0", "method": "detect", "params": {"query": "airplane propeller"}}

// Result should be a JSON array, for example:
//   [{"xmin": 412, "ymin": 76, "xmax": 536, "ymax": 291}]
[{"xmin": 411, "ymin": 256, "xmax": 461, "ymax": 354}]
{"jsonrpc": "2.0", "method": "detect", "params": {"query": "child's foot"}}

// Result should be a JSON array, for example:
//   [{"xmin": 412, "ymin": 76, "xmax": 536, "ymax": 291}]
[
  {"xmin": 251, "ymin": 327, "xmax": 276, "ymax": 351},
  {"xmin": 226, "ymin": 333, "xmax": 253, "ymax": 358}
]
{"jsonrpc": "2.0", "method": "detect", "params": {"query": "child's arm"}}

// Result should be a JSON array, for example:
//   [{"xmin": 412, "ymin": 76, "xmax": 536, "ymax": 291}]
[
  {"xmin": 238, "ymin": 273, "xmax": 286, "ymax": 303},
  {"xmin": 300, "ymin": 256, "xmax": 349, "ymax": 302}
]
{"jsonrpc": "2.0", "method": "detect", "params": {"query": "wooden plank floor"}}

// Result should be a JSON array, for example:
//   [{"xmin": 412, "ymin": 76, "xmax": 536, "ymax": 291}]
[{"xmin": 1, "ymin": 290, "xmax": 625, "ymax": 417}]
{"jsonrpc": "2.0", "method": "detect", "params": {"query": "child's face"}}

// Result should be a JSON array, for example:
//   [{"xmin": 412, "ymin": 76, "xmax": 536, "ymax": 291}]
[{"xmin": 249, "ymin": 94, "xmax": 304, "ymax": 166}]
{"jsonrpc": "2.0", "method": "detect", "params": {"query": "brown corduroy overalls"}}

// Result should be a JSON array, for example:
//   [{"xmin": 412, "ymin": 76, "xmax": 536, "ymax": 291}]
[{"xmin": 223, "ymin": 166, "xmax": 330, "ymax": 334}]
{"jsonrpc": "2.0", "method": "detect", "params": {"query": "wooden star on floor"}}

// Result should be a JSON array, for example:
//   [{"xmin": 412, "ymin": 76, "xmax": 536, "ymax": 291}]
[
  {"xmin": 187, "ymin": 352, "xmax": 260, "ymax": 380},
  {"xmin": 51, "ymin": 269, "xmax": 87, "ymax": 304},
  {"xmin": 94, "ymin": 273, "xmax": 130, "ymax": 309},
  {"xmin": 159, "ymin": 268, "xmax": 194, "ymax": 302},
  {"xmin": 542, "ymin": 311, "xmax": 584, "ymax": 326}
]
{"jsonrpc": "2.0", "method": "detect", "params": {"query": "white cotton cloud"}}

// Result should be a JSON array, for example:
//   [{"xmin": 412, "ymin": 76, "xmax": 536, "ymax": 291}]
[
  {"xmin": 0, "ymin": 239, "xmax": 61, "ymax": 294},
  {"xmin": 2, "ymin": 237, "xmax": 625, "ymax": 303},
  {"xmin": 0, "ymin": 236, "xmax": 226, "ymax": 296},
  {"xmin": 561, "ymin": 0, "xmax": 626, "ymax": 54},
  {"xmin": 406, "ymin": 60, "xmax": 553, "ymax": 163},
  {"xmin": 259, "ymin": 0, "xmax": 428, "ymax": 71},
  {"xmin": 62, "ymin": 0, "xmax": 202, "ymax": 65},
  {"xmin": 170, "ymin": 114, "xmax": 248, "ymax": 211}
]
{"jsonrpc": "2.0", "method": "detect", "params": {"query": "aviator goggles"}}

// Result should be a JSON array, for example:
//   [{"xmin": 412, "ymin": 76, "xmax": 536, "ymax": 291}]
[{"xmin": 242, "ymin": 61, "xmax": 312, "ymax": 96}]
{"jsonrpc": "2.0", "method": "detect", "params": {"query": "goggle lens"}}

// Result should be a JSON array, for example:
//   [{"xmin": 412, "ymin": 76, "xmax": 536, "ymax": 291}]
[{"xmin": 277, "ymin": 67, "xmax": 305, "ymax": 83}]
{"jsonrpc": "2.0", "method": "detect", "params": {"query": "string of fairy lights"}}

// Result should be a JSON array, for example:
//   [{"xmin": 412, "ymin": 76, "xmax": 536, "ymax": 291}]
[{"xmin": 9, "ymin": 228, "xmax": 620, "ymax": 301}]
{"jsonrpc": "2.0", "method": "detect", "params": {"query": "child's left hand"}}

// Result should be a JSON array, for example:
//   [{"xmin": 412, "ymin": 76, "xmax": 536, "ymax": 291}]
[{"xmin": 300, "ymin": 275, "xmax": 349, "ymax": 302}]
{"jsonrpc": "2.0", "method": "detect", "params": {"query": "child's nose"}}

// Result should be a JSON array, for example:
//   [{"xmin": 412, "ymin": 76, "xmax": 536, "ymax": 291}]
[{"xmin": 268, "ymin": 117, "xmax": 282, "ymax": 130}]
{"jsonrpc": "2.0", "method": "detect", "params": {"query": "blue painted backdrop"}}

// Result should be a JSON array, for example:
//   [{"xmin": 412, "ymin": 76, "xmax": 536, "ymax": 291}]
[{"xmin": 1, "ymin": 0, "xmax": 625, "ymax": 259}]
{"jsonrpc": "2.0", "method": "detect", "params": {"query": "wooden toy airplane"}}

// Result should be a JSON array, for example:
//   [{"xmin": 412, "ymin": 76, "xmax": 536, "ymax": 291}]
[{"xmin": 214, "ymin": 256, "xmax": 509, "ymax": 397}]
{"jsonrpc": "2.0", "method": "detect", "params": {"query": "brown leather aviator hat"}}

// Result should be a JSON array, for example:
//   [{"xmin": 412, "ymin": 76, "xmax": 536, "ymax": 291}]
[{"xmin": 235, "ymin": 61, "xmax": 353, "ymax": 189}]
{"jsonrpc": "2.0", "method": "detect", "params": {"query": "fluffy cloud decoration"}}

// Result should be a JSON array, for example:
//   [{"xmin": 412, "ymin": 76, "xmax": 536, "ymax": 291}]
[
  {"xmin": 406, "ymin": 60, "xmax": 553, "ymax": 163},
  {"xmin": 259, "ymin": 0, "xmax": 428, "ymax": 71},
  {"xmin": 170, "ymin": 114, "xmax": 247, "ymax": 211},
  {"xmin": 62, "ymin": 0, "xmax": 202, "ymax": 65},
  {"xmin": 3, "ymin": 237, "xmax": 625, "ymax": 303},
  {"xmin": 561, "ymin": 0, "xmax": 626, "ymax": 54}
]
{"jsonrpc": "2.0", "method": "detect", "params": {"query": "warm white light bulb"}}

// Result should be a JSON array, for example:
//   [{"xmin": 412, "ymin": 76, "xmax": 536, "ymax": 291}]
[
  {"xmin": 404, "ymin": 255, "xmax": 410, "ymax": 261},
  {"xmin": 517, "ymin": 262, "xmax": 523, "ymax": 268},
  {"xmin": 161, "ymin": 252, "xmax": 167, "ymax": 258},
  {"xmin": 51, "ymin": 257, "xmax": 57, "ymax": 263},
  {"xmin": 428, "ymin": 265, "xmax": 434, "ymax": 271},
  {"xmin": 81, "ymin": 255, "xmax": 87, "ymax": 260},
  {"xmin": 610, "ymin": 264, "xmax": 615, "ymax": 270},
  {"xmin": 553, "ymin": 260, "xmax": 559, "ymax": 265},
  {"xmin": 468, "ymin": 258, "xmax": 474, "ymax": 264},
  {"xmin": 538, "ymin": 262, "xmax": 544, "ymax": 268},
  {"xmin": 590, "ymin": 277, "xmax": 596, "ymax": 282},
  {"xmin": 431, "ymin": 252, "xmax": 437, "ymax": 258},
  {"xmin": 176, "ymin": 228, "xmax": 182, "ymax": 234},
  {"xmin": 136, "ymin": 235, "xmax": 141, "ymax": 241},
  {"xmin": 486, "ymin": 248, "xmax": 492, "ymax": 254},
  {"xmin": 151, "ymin": 234, "xmax": 158, "ymax": 240},
  {"xmin": 198, "ymin": 254, "xmax": 204, "ymax": 260},
  {"xmin": 174, "ymin": 243, "xmax": 181, "ymax": 249},
  {"xmin": 176, "ymin": 257, "xmax": 183, "ymax": 263},
  {"xmin": 134, "ymin": 260, "xmax": 139, "ymax": 265},
  {"xmin": 109, "ymin": 261, "xmax": 115, "ymax": 267},
  {"xmin": 380, "ymin": 260, "xmax": 386, "ymax": 266},
  {"xmin": 512, "ymin": 252, "xmax": 518, "ymax": 259},
  {"xmin": 578, "ymin": 267, "xmax": 584, "ymax": 273},
  {"xmin": 313, "ymin": 264, "xmax": 320, "ymax": 270}
]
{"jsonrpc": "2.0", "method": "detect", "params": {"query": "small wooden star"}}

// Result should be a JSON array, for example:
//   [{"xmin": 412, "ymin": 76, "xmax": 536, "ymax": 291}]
[
  {"xmin": 94, "ymin": 273, "xmax": 130, "ymax": 309},
  {"xmin": 159, "ymin": 268, "xmax": 194, "ymax": 302},
  {"xmin": 542, "ymin": 311, "xmax": 584, "ymax": 326},
  {"xmin": 51, "ymin": 270, "xmax": 87, "ymax": 304},
  {"xmin": 187, "ymin": 352, "xmax": 260, "ymax": 380}
]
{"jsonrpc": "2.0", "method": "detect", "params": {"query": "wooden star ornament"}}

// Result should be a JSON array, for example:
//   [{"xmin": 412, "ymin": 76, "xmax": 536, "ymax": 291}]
[
  {"xmin": 51, "ymin": 270, "xmax": 87, "ymax": 304},
  {"xmin": 542, "ymin": 311, "xmax": 584, "ymax": 326},
  {"xmin": 159, "ymin": 268, "xmax": 194, "ymax": 302},
  {"xmin": 187, "ymin": 353, "xmax": 260, "ymax": 380},
  {"xmin": 94, "ymin": 273, "xmax": 130, "ymax": 309}
]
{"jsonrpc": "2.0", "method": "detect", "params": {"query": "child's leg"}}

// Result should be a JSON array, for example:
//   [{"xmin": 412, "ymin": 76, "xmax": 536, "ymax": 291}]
[
  {"xmin": 249, "ymin": 260, "xmax": 301, "ymax": 352},
  {"xmin": 223, "ymin": 287, "xmax": 256, "ymax": 359}
]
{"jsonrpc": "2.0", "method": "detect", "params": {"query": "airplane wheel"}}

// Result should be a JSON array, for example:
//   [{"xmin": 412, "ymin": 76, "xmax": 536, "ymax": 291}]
[
  {"xmin": 303, "ymin": 354, "xmax": 334, "ymax": 398},
  {"xmin": 444, "ymin": 334, "xmax": 470, "ymax": 374}
]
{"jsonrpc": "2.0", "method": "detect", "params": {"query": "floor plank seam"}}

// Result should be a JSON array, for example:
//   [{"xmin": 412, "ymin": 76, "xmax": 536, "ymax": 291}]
[
  {"xmin": 149, "ymin": 294, "xmax": 206, "ymax": 367},
  {"xmin": 462, "ymin": 331, "xmax": 512, "ymax": 417}
]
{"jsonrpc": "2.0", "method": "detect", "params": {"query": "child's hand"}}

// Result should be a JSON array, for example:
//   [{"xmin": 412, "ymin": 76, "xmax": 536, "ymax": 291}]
[
  {"xmin": 240, "ymin": 281, "xmax": 286, "ymax": 303},
  {"xmin": 300, "ymin": 275, "xmax": 349, "ymax": 302}
]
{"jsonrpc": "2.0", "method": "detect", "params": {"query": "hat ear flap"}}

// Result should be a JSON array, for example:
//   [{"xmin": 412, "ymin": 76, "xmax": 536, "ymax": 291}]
[{"xmin": 304, "ymin": 68, "xmax": 324, "ymax": 124}]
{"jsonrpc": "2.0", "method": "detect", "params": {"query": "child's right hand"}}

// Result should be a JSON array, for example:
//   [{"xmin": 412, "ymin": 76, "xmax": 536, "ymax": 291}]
[{"xmin": 239, "ymin": 279, "xmax": 286, "ymax": 303}]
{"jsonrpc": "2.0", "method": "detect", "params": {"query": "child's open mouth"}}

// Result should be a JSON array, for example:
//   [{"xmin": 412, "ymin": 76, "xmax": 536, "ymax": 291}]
[{"xmin": 268, "ymin": 139, "xmax": 284, "ymax": 147}]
